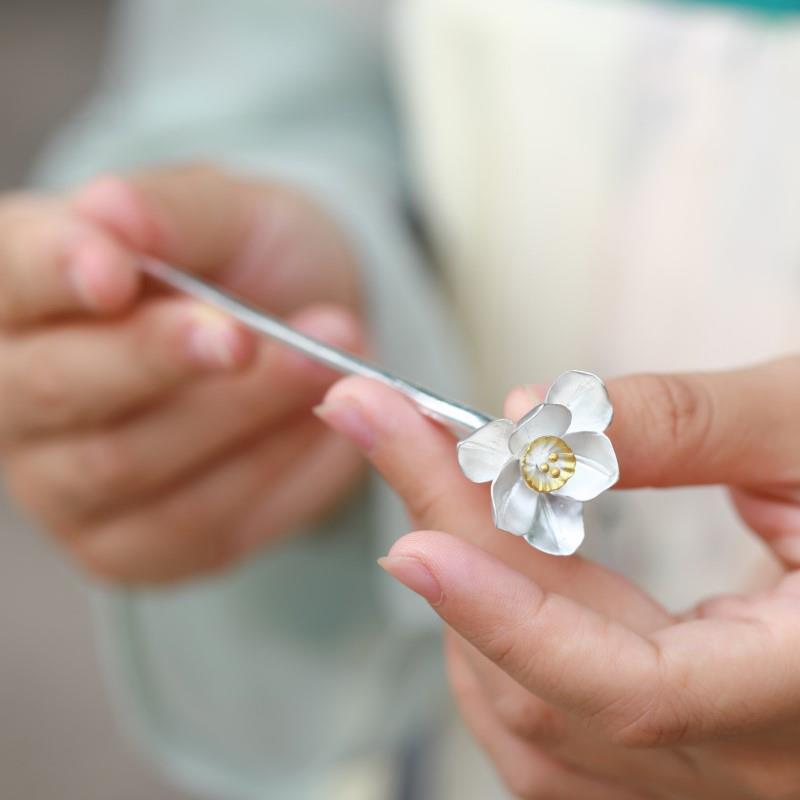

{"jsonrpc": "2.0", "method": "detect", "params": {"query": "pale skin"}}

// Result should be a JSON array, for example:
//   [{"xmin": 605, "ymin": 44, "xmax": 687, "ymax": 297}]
[
  {"xmin": 0, "ymin": 165, "xmax": 366, "ymax": 583},
  {"xmin": 316, "ymin": 358, "xmax": 800, "ymax": 800},
  {"xmin": 5, "ymin": 164, "xmax": 800, "ymax": 798}
]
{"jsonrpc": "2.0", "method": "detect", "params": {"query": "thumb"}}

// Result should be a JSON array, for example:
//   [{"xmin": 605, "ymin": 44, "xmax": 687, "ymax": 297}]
[
  {"xmin": 506, "ymin": 357, "xmax": 800, "ymax": 490},
  {"xmin": 72, "ymin": 165, "xmax": 358, "ymax": 316},
  {"xmin": 72, "ymin": 166, "xmax": 255, "ymax": 279}
]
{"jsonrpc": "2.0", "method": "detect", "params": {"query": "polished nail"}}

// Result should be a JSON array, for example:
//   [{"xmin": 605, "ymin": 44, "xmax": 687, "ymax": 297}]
[{"xmin": 378, "ymin": 555, "xmax": 443, "ymax": 606}]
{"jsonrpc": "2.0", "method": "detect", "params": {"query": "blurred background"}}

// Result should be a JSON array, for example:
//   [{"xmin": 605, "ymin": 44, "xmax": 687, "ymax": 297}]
[{"xmin": 0, "ymin": 2, "xmax": 186, "ymax": 798}]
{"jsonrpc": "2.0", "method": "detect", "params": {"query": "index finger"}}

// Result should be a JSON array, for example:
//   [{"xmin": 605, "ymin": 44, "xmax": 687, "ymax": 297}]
[{"xmin": 383, "ymin": 530, "xmax": 799, "ymax": 748}]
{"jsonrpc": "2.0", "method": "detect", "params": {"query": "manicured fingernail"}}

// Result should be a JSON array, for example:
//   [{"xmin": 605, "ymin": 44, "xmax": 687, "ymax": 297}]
[
  {"xmin": 313, "ymin": 398, "xmax": 375, "ymax": 452},
  {"xmin": 186, "ymin": 306, "xmax": 242, "ymax": 368},
  {"xmin": 377, "ymin": 555, "xmax": 443, "ymax": 605}
]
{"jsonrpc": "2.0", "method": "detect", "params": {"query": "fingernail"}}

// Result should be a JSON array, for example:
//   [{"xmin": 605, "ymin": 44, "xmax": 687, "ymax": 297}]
[
  {"xmin": 525, "ymin": 384, "xmax": 546, "ymax": 405},
  {"xmin": 773, "ymin": 536, "xmax": 800, "ymax": 567},
  {"xmin": 186, "ymin": 308, "xmax": 241, "ymax": 368},
  {"xmin": 313, "ymin": 398, "xmax": 375, "ymax": 452},
  {"xmin": 378, "ymin": 555, "xmax": 443, "ymax": 606},
  {"xmin": 283, "ymin": 311, "xmax": 358, "ymax": 372},
  {"xmin": 68, "ymin": 245, "xmax": 102, "ymax": 309}
]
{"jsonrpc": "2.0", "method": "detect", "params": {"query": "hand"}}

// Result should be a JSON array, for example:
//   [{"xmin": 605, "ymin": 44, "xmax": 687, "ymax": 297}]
[
  {"xmin": 0, "ymin": 165, "xmax": 366, "ymax": 583},
  {"xmin": 316, "ymin": 358, "xmax": 800, "ymax": 799}
]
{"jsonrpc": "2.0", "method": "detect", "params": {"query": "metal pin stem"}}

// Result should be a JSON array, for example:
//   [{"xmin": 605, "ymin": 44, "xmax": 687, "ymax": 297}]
[{"xmin": 141, "ymin": 259, "xmax": 493, "ymax": 438}]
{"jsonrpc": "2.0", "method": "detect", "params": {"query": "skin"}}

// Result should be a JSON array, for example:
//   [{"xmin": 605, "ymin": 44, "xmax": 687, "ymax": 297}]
[
  {"xmin": 0, "ymin": 165, "xmax": 366, "ymax": 583},
  {"xmin": 316, "ymin": 358, "xmax": 800, "ymax": 799}
]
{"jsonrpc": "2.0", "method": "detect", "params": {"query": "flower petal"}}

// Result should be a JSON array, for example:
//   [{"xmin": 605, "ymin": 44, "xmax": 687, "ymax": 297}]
[
  {"xmin": 554, "ymin": 432, "xmax": 619, "ymax": 502},
  {"xmin": 457, "ymin": 419, "xmax": 515, "ymax": 483},
  {"xmin": 546, "ymin": 370, "xmax": 613, "ymax": 434},
  {"xmin": 524, "ymin": 495, "xmax": 584, "ymax": 556},
  {"xmin": 508, "ymin": 403, "xmax": 571, "ymax": 457},
  {"xmin": 491, "ymin": 459, "xmax": 540, "ymax": 535}
]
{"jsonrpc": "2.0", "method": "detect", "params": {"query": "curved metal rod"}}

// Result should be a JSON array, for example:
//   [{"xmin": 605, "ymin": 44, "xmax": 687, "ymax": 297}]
[{"xmin": 141, "ymin": 259, "xmax": 494, "ymax": 438}]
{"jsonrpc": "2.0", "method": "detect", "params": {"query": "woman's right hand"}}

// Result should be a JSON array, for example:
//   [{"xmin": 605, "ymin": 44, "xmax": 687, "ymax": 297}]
[{"xmin": 0, "ymin": 165, "xmax": 367, "ymax": 584}]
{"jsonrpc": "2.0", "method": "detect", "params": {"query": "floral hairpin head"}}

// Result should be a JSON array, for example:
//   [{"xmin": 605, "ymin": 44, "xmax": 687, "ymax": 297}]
[{"xmin": 457, "ymin": 371, "xmax": 618, "ymax": 556}]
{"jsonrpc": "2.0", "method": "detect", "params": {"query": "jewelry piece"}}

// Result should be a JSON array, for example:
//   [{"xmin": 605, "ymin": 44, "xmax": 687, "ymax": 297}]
[
  {"xmin": 142, "ymin": 260, "xmax": 618, "ymax": 556},
  {"xmin": 457, "ymin": 371, "xmax": 618, "ymax": 555}
]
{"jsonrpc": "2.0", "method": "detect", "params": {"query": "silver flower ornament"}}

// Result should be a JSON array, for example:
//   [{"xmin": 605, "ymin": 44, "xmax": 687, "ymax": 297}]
[{"xmin": 457, "ymin": 371, "xmax": 619, "ymax": 556}]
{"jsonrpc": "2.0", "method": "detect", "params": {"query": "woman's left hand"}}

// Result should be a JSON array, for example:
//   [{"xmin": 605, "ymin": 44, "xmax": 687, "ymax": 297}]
[{"xmin": 316, "ymin": 358, "xmax": 800, "ymax": 800}]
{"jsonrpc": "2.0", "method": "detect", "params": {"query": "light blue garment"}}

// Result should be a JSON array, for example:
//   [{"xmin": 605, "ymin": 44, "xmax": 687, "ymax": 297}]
[{"xmin": 33, "ymin": 2, "xmax": 472, "ymax": 797}]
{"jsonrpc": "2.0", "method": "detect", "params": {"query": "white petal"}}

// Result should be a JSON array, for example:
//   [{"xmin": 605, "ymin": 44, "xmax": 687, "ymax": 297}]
[
  {"xmin": 546, "ymin": 370, "xmax": 613, "ymax": 434},
  {"xmin": 524, "ymin": 495, "xmax": 584, "ymax": 556},
  {"xmin": 508, "ymin": 403, "xmax": 571, "ymax": 457},
  {"xmin": 491, "ymin": 459, "xmax": 540, "ymax": 535},
  {"xmin": 457, "ymin": 419, "xmax": 515, "ymax": 483},
  {"xmin": 554, "ymin": 432, "xmax": 619, "ymax": 502}
]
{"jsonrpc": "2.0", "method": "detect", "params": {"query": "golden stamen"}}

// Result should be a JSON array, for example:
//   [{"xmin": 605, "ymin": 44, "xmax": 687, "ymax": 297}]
[{"xmin": 521, "ymin": 436, "xmax": 576, "ymax": 493}]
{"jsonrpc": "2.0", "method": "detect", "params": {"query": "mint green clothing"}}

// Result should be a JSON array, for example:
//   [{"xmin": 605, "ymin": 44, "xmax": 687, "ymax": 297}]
[
  {"xmin": 721, "ymin": 0, "xmax": 800, "ymax": 10},
  {"xmin": 678, "ymin": 0, "xmax": 800, "ymax": 16},
  {"xmin": 33, "ymin": 2, "xmax": 471, "ymax": 798},
  {"xmin": 683, "ymin": 0, "xmax": 800, "ymax": 12}
]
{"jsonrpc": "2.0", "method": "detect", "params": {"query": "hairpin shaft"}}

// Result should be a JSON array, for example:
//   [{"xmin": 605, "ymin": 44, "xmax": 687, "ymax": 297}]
[{"xmin": 141, "ymin": 259, "xmax": 493, "ymax": 438}]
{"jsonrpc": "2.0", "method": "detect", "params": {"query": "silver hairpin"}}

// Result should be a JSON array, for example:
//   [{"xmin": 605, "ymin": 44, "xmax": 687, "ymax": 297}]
[{"xmin": 143, "ymin": 259, "xmax": 618, "ymax": 556}]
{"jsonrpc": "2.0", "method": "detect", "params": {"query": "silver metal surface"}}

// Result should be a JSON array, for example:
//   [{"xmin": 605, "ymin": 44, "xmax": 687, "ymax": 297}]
[
  {"xmin": 141, "ymin": 258, "xmax": 493, "ymax": 438},
  {"xmin": 456, "ymin": 370, "xmax": 618, "ymax": 555}
]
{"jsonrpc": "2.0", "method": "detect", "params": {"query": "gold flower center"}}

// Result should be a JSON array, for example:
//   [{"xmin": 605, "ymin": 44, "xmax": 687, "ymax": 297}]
[{"xmin": 520, "ymin": 435, "xmax": 576, "ymax": 493}]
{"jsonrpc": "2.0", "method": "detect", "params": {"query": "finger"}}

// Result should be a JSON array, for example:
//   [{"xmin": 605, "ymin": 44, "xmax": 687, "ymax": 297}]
[
  {"xmin": 454, "ymin": 636, "xmax": 566, "ymax": 745},
  {"xmin": 457, "ymin": 639, "xmax": 567, "ymax": 749},
  {"xmin": 317, "ymin": 379, "xmax": 792, "ymax": 747},
  {"xmin": 385, "ymin": 529, "xmax": 800, "ymax": 747},
  {"xmin": 381, "ymin": 530, "xmax": 667, "ymax": 745},
  {"xmin": 507, "ymin": 357, "xmax": 800, "ymax": 490},
  {"xmin": 70, "ymin": 414, "xmax": 358, "ymax": 584},
  {"xmin": 0, "ymin": 297, "xmax": 255, "ymax": 441},
  {"xmin": 453, "ymin": 634, "xmax": 694, "ymax": 792},
  {"xmin": 729, "ymin": 487, "xmax": 800, "ymax": 569},
  {"xmin": 446, "ymin": 635, "xmax": 648, "ymax": 800},
  {"xmin": 0, "ymin": 195, "xmax": 140, "ymax": 325},
  {"xmin": 9, "ymin": 307, "xmax": 362, "ymax": 524},
  {"xmin": 72, "ymin": 167, "xmax": 254, "ymax": 277},
  {"xmin": 72, "ymin": 167, "xmax": 358, "ymax": 314},
  {"xmin": 317, "ymin": 376, "xmax": 672, "ymax": 632}
]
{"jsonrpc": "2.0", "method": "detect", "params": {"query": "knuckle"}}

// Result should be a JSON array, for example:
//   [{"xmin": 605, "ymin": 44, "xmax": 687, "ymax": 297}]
[
  {"xmin": 4, "ymin": 434, "xmax": 138, "ymax": 523},
  {"xmin": 471, "ymin": 592, "xmax": 546, "ymax": 676},
  {"xmin": 494, "ymin": 694, "xmax": 562, "ymax": 743},
  {"xmin": 22, "ymin": 355, "xmax": 75, "ymax": 429},
  {"xmin": 0, "ymin": 216, "xmax": 63, "ymax": 326},
  {"xmin": 636, "ymin": 374, "xmax": 713, "ymax": 471},
  {"xmin": 405, "ymin": 480, "xmax": 450, "ymax": 527},
  {"xmin": 606, "ymin": 691, "xmax": 691, "ymax": 749},
  {"xmin": 71, "ymin": 433, "xmax": 138, "ymax": 503},
  {"xmin": 72, "ymin": 535, "xmax": 131, "ymax": 584}
]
